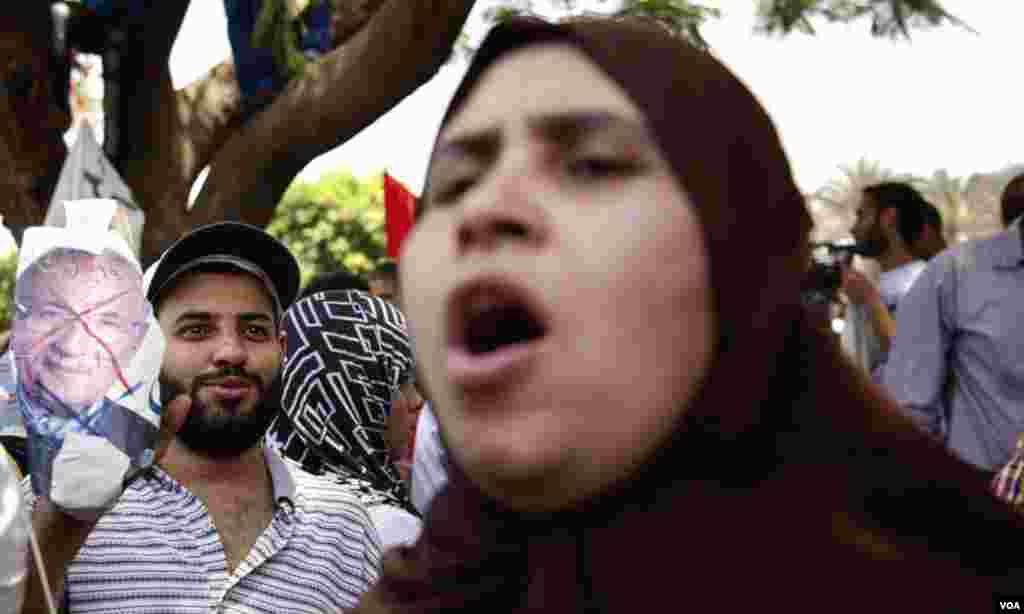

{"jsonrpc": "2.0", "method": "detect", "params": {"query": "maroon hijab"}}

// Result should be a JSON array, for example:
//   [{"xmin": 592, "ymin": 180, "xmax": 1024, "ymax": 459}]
[{"xmin": 356, "ymin": 16, "xmax": 1024, "ymax": 613}]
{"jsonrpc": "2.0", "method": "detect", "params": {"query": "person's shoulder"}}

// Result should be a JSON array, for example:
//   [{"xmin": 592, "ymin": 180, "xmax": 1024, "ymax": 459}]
[
  {"xmin": 366, "ymin": 503, "xmax": 422, "ymax": 549},
  {"xmin": 114, "ymin": 467, "xmax": 189, "ymax": 510},
  {"xmin": 940, "ymin": 228, "xmax": 1018, "ymax": 272},
  {"xmin": 910, "ymin": 240, "xmax": 976, "ymax": 288},
  {"xmin": 287, "ymin": 461, "xmax": 374, "ymax": 515},
  {"xmin": 906, "ymin": 258, "xmax": 928, "ymax": 278},
  {"xmin": 287, "ymin": 465, "xmax": 382, "ymax": 550}
]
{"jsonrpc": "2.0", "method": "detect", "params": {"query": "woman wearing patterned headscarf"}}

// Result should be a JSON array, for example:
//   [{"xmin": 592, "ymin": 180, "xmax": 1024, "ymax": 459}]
[
  {"xmin": 267, "ymin": 289, "xmax": 420, "ymax": 547},
  {"xmin": 351, "ymin": 14, "xmax": 1024, "ymax": 613}
]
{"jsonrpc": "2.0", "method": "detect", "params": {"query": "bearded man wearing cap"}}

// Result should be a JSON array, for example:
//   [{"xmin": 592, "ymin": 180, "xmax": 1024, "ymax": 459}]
[{"xmin": 23, "ymin": 223, "xmax": 383, "ymax": 614}]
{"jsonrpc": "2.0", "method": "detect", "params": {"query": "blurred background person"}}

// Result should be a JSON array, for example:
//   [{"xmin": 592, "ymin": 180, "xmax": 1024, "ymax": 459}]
[
  {"xmin": 841, "ymin": 182, "xmax": 930, "ymax": 378},
  {"xmin": 911, "ymin": 200, "xmax": 947, "ymax": 261},
  {"xmin": 886, "ymin": 174, "xmax": 1024, "ymax": 475},
  {"xmin": 368, "ymin": 261, "xmax": 399, "ymax": 305},
  {"xmin": 297, "ymin": 269, "xmax": 370, "ymax": 300},
  {"xmin": 388, "ymin": 376, "xmax": 424, "ymax": 484},
  {"xmin": 1000, "ymin": 172, "xmax": 1024, "ymax": 228}
]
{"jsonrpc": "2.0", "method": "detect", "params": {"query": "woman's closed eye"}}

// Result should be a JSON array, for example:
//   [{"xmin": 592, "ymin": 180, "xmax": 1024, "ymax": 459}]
[
  {"xmin": 432, "ymin": 175, "xmax": 479, "ymax": 206},
  {"xmin": 564, "ymin": 155, "xmax": 643, "ymax": 181}
]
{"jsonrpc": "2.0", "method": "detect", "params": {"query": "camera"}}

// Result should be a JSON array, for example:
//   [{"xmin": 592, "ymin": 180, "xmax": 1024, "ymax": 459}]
[{"xmin": 801, "ymin": 241, "xmax": 858, "ymax": 307}]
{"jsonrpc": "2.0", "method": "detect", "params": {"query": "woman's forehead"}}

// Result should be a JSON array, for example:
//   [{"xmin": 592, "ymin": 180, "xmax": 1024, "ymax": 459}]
[{"xmin": 440, "ymin": 42, "xmax": 644, "ymax": 141}]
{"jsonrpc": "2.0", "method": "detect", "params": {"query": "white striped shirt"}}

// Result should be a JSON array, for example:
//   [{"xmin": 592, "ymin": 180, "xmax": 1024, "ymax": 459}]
[{"xmin": 63, "ymin": 445, "xmax": 382, "ymax": 613}]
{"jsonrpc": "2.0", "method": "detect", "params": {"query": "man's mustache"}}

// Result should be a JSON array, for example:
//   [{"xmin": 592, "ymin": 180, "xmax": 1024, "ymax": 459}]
[
  {"xmin": 159, "ymin": 368, "xmax": 267, "ymax": 408},
  {"xmin": 191, "ymin": 367, "xmax": 263, "ymax": 395}
]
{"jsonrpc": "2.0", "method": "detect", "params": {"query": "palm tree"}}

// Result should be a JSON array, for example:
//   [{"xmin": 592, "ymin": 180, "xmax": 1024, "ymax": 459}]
[
  {"xmin": 962, "ymin": 164, "xmax": 1024, "ymax": 238},
  {"xmin": 810, "ymin": 158, "xmax": 918, "ymax": 243},
  {"xmin": 917, "ymin": 169, "xmax": 969, "ymax": 244}
]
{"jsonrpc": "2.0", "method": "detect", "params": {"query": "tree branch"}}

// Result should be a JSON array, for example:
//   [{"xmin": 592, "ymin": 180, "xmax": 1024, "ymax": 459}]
[
  {"xmin": 131, "ymin": 61, "xmax": 245, "ymax": 264},
  {"xmin": 173, "ymin": 0, "xmax": 475, "ymax": 260}
]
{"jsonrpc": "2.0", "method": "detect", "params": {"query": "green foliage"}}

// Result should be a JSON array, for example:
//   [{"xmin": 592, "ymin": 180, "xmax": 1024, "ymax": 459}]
[
  {"xmin": 253, "ymin": 0, "xmax": 328, "ymax": 80},
  {"xmin": 266, "ymin": 170, "xmax": 387, "ymax": 287},
  {"xmin": 616, "ymin": 1, "xmax": 721, "ymax": 49},
  {"xmin": 483, "ymin": 0, "xmax": 720, "ymax": 48},
  {"xmin": 754, "ymin": 0, "xmax": 971, "ymax": 39},
  {"xmin": 0, "ymin": 250, "xmax": 16, "ymax": 332},
  {"xmin": 482, "ymin": 0, "xmax": 963, "ymax": 49}
]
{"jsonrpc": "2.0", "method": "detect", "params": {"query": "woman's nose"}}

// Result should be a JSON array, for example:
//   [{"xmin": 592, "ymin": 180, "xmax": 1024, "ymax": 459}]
[{"xmin": 453, "ymin": 163, "xmax": 550, "ymax": 257}]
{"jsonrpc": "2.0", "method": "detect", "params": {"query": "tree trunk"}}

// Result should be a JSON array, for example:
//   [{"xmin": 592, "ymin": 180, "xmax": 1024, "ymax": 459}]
[
  {"xmin": 122, "ymin": 59, "xmax": 246, "ymax": 265},
  {"xmin": 0, "ymin": 4, "xmax": 69, "ymax": 243}
]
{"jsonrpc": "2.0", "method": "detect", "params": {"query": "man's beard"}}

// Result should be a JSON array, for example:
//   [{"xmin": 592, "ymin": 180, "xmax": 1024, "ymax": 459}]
[
  {"xmin": 160, "ymin": 368, "xmax": 280, "ymax": 459},
  {"xmin": 856, "ymin": 223, "xmax": 888, "ymax": 258}
]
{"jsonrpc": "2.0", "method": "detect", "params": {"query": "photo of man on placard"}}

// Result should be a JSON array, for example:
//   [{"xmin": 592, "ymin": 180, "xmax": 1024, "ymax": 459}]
[
  {"xmin": 13, "ymin": 248, "xmax": 148, "ymax": 416},
  {"xmin": 11, "ymin": 242, "xmax": 161, "ymax": 502}
]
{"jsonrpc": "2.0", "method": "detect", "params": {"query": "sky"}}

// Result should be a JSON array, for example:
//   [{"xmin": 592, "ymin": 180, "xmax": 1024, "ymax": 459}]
[
  {"xmin": 164, "ymin": 0, "xmax": 1024, "ymax": 197},
  {"xmin": 3, "ymin": 1, "xmax": 1023, "ymax": 252}
]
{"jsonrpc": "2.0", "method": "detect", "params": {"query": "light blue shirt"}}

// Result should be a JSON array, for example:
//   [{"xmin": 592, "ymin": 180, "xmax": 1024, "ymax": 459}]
[{"xmin": 884, "ymin": 221, "xmax": 1024, "ymax": 470}]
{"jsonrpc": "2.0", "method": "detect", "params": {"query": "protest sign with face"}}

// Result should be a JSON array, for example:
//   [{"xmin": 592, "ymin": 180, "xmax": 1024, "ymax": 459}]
[{"xmin": 10, "ymin": 199, "xmax": 163, "ymax": 517}]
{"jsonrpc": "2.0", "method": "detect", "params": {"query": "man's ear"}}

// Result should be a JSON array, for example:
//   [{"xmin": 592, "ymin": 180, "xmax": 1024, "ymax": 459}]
[
  {"xmin": 879, "ymin": 207, "xmax": 899, "ymax": 231},
  {"xmin": 278, "ymin": 328, "xmax": 288, "ymax": 357}
]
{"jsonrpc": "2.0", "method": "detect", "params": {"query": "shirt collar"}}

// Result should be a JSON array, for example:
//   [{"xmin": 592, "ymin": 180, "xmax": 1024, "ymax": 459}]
[
  {"xmin": 145, "ymin": 442, "xmax": 298, "ymax": 507},
  {"xmin": 264, "ymin": 442, "xmax": 297, "ymax": 507},
  {"xmin": 989, "ymin": 218, "xmax": 1024, "ymax": 269}
]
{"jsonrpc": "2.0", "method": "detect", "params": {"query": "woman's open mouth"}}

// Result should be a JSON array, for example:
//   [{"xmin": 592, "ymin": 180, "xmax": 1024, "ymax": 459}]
[{"xmin": 447, "ymin": 278, "xmax": 550, "ymax": 390}]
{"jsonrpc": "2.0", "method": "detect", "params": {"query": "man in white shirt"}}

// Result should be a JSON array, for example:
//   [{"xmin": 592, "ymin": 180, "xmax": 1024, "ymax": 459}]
[{"xmin": 841, "ymin": 182, "xmax": 931, "ymax": 378}]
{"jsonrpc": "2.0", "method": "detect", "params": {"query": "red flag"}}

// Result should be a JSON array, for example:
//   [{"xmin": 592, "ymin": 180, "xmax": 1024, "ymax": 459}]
[{"xmin": 383, "ymin": 172, "xmax": 416, "ymax": 259}]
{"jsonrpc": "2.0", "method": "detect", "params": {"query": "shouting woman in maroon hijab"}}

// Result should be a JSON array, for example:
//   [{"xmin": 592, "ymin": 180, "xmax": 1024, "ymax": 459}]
[{"xmin": 354, "ymin": 15, "xmax": 1024, "ymax": 613}]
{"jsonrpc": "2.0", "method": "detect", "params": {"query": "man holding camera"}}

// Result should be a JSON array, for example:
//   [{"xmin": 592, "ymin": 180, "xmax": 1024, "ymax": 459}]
[{"xmin": 841, "ymin": 182, "xmax": 930, "ymax": 377}]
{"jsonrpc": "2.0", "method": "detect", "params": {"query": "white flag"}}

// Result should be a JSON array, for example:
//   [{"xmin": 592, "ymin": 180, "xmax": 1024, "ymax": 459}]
[{"xmin": 45, "ymin": 123, "xmax": 144, "ymax": 258}]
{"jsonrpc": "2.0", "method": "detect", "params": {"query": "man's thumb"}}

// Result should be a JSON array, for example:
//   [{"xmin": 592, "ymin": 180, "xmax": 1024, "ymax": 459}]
[{"xmin": 154, "ymin": 394, "xmax": 191, "ymax": 464}]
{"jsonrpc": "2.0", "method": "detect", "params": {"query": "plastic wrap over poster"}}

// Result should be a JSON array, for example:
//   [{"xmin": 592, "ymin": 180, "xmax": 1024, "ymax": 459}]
[{"xmin": 10, "ymin": 199, "xmax": 164, "ymax": 518}]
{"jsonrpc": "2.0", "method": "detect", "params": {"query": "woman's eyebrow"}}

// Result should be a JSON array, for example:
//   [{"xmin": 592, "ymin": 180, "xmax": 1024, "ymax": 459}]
[
  {"xmin": 528, "ymin": 111, "xmax": 650, "ymax": 149},
  {"xmin": 434, "ymin": 126, "xmax": 502, "ymax": 163},
  {"xmin": 435, "ymin": 112, "xmax": 649, "ymax": 161}
]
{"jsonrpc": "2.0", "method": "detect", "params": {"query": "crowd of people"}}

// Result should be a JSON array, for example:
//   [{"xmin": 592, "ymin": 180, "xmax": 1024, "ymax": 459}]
[{"xmin": 3, "ymin": 12, "xmax": 1024, "ymax": 614}]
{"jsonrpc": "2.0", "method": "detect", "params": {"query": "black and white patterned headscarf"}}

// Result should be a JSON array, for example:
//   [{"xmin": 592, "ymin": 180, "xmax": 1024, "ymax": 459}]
[{"xmin": 268, "ymin": 290, "xmax": 414, "ymax": 510}]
